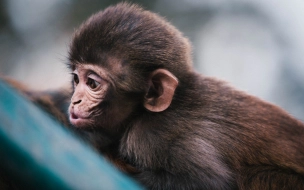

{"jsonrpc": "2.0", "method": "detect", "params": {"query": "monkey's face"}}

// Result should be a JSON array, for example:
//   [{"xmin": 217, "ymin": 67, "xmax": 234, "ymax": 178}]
[
  {"xmin": 68, "ymin": 63, "xmax": 140, "ymax": 133},
  {"xmin": 68, "ymin": 61, "xmax": 179, "ymax": 133},
  {"xmin": 68, "ymin": 64, "xmax": 109, "ymax": 128}
]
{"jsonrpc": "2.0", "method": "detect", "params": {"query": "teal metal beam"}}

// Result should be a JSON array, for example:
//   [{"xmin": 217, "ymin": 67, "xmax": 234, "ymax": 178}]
[{"xmin": 0, "ymin": 80, "xmax": 143, "ymax": 190}]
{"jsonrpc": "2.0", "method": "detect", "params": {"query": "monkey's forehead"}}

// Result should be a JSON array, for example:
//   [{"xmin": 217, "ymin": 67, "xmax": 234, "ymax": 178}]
[
  {"xmin": 72, "ymin": 63, "xmax": 108, "ymax": 77},
  {"xmin": 69, "ymin": 54, "xmax": 124, "ymax": 73}
]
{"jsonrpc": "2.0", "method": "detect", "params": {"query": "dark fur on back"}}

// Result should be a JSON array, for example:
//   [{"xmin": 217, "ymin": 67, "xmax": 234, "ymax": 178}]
[{"xmin": 68, "ymin": 3, "xmax": 304, "ymax": 189}]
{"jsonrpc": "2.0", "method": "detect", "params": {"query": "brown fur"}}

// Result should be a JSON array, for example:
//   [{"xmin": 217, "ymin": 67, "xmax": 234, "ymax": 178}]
[{"xmin": 67, "ymin": 3, "xmax": 304, "ymax": 190}]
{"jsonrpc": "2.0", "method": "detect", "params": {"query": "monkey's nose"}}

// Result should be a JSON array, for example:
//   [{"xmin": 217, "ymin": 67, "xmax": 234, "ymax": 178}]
[{"xmin": 72, "ymin": 100, "xmax": 82, "ymax": 105}]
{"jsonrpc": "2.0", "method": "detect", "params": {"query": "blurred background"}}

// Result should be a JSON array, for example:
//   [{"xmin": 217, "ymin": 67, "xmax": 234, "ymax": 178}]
[{"xmin": 0, "ymin": 0, "xmax": 303, "ymax": 121}]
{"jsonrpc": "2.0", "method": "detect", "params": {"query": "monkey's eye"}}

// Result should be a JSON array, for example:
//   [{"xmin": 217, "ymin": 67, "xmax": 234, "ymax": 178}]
[
  {"xmin": 73, "ymin": 73, "xmax": 79, "ymax": 85},
  {"xmin": 87, "ymin": 78, "xmax": 100, "ymax": 89}
]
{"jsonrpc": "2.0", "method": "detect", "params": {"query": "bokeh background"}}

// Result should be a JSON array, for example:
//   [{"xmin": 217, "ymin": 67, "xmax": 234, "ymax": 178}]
[{"xmin": 0, "ymin": 0, "xmax": 303, "ymax": 121}]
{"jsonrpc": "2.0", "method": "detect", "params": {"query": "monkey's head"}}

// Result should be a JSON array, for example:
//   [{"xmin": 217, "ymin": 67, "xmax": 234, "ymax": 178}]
[{"xmin": 68, "ymin": 3, "xmax": 192, "ymax": 133}]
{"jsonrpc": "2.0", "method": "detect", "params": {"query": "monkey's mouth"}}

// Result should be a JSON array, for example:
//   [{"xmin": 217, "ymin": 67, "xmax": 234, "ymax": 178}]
[
  {"xmin": 69, "ymin": 111, "xmax": 90, "ymax": 128},
  {"xmin": 71, "ymin": 112, "xmax": 79, "ymax": 119}
]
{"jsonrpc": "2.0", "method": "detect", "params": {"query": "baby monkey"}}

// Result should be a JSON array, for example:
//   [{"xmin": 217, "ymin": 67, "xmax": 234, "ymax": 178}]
[
  {"xmin": 67, "ymin": 3, "xmax": 304, "ymax": 190},
  {"xmin": 7, "ymin": 2, "xmax": 303, "ymax": 190}
]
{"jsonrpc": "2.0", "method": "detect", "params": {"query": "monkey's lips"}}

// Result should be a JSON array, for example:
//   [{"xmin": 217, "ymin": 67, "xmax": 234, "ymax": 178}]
[{"xmin": 69, "ymin": 110, "xmax": 90, "ymax": 128}]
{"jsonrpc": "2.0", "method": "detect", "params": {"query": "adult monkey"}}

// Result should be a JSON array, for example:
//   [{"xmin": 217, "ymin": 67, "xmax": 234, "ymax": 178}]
[{"xmin": 68, "ymin": 3, "xmax": 304, "ymax": 190}]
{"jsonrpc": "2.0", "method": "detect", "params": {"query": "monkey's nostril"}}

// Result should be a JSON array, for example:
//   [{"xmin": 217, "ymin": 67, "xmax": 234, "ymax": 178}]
[{"xmin": 73, "ymin": 100, "xmax": 81, "ymax": 105}]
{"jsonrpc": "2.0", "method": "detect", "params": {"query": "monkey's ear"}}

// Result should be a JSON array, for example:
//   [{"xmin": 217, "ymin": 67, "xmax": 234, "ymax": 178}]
[{"xmin": 144, "ymin": 69, "xmax": 178, "ymax": 112}]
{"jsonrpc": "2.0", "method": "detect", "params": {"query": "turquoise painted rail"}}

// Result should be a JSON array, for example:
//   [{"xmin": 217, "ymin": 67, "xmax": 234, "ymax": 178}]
[{"xmin": 0, "ymin": 80, "xmax": 143, "ymax": 190}]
